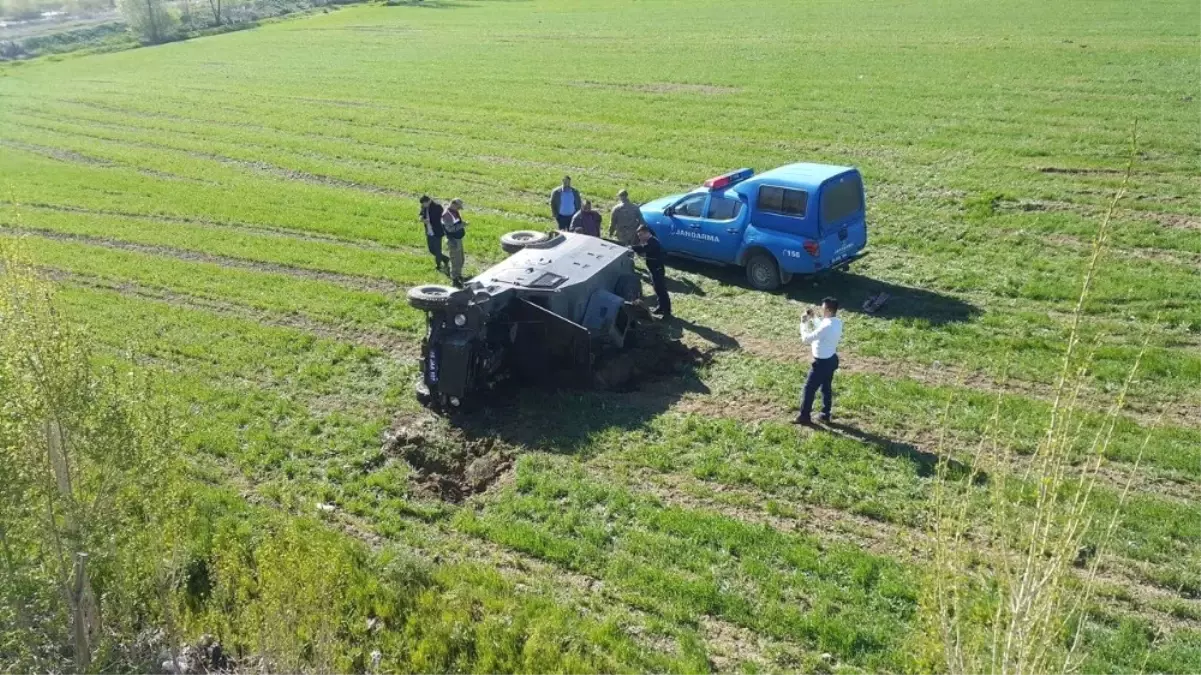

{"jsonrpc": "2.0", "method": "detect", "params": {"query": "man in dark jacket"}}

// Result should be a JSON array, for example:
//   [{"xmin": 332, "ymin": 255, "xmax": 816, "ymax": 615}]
[
  {"xmin": 419, "ymin": 196, "xmax": 450, "ymax": 271},
  {"xmin": 570, "ymin": 200, "xmax": 602, "ymax": 237},
  {"xmin": 631, "ymin": 225, "xmax": 671, "ymax": 317},
  {"xmin": 549, "ymin": 176, "xmax": 582, "ymax": 231}
]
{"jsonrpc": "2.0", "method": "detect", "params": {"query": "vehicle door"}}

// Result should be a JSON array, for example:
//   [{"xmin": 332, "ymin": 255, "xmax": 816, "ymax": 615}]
[
  {"xmin": 694, "ymin": 192, "xmax": 747, "ymax": 263},
  {"xmin": 753, "ymin": 185, "xmax": 815, "ymax": 272},
  {"xmin": 817, "ymin": 172, "xmax": 867, "ymax": 269},
  {"xmin": 663, "ymin": 192, "xmax": 710, "ymax": 257}
]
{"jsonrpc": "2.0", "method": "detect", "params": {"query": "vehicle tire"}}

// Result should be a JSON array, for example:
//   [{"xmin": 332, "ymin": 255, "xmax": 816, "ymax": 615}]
[
  {"xmin": 745, "ymin": 252, "xmax": 782, "ymax": 291},
  {"xmin": 406, "ymin": 284, "xmax": 456, "ymax": 311},
  {"xmin": 615, "ymin": 273, "xmax": 642, "ymax": 301},
  {"xmin": 500, "ymin": 230, "xmax": 551, "ymax": 254}
]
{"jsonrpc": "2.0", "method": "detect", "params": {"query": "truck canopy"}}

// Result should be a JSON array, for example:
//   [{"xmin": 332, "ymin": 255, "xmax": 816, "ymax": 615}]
[{"xmin": 731, "ymin": 162, "xmax": 856, "ymax": 198}]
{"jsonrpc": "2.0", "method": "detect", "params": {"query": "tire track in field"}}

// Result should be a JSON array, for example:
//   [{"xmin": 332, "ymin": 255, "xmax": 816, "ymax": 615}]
[
  {"xmin": 46, "ymin": 269, "xmax": 417, "ymax": 356},
  {"xmin": 12, "ymin": 200, "xmax": 510, "ymax": 279},
  {"xmin": 0, "ymin": 138, "xmax": 215, "ymax": 185},
  {"xmin": 190, "ymin": 450, "xmax": 725, "ymax": 667},
  {"xmin": 732, "ymin": 333, "xmax": 1199, "ymax": 432},
  {"xmin": 10, "ymin": 107, "xmax": 557, "ymax": 209},
  {"xmin": 17, "ymin": 227, "xmax": 403, "ymax": 293},
  {"xmin": 20, "ymin": 101, "xmax": 689, "ymax": 208},
  {"xmin": 657, "ymin": 337, "xmax": 1198, "ymax": 503},
  {"xmin": 584, "ymin": 421, "xmax": 1201, "ymax": 637},
  {"xmin": 590, "ymin": 432, "xmax": 1201, "ymax": 636},
  {"xmin": 14, "ymin": 200, "xmax": 414, "ymax": 253},
  {"xmin": 9, "ymin": 112, "xmax": 553, "ymax": 225}
]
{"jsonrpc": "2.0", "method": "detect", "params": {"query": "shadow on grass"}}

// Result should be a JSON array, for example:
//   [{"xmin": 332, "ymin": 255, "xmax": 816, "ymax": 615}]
[
  {"xmin": 635, "ymin": 268, "xmax": 705, "ymax": 297},
  {"xmin": 664, "ymin": 257, "xmax": 979, "ymax": 326},
  {"xmin": 825, "ymin": 421, "xmax": 983, "ymax": 483},
  {"xmin": 450, "ymin": 319, "xmax": 733, "ymax": 455}
]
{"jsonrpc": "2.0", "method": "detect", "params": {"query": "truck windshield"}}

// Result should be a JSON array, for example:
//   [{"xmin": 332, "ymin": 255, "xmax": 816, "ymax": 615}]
[
  {"xmin": 820, "ymin": 175, "xmax": 864, "ymax": 227},
  {"xmin": 707, "ymin": 195, "xmax": 743, "ymax": 221}
]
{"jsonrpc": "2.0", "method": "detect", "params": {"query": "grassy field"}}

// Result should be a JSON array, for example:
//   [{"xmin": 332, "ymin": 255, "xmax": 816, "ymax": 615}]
[{"xmin": 1, "ymin": 0, "xmax": 1199, "ymax": 670}]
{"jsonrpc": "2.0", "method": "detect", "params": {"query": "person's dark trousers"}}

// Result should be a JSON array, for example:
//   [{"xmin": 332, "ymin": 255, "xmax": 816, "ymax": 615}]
[
  {"xmin": 555, "ymin": 214, "xmax": 573, "ymax": 231},
  {"xmin": 426, "ymin": 234, "xmax": 448, "ymax": 268},
  {"xmin": 799, "ymin": 354, "xmax": 839, "ymax": 420},
  {"xmin": 649, "ymin": 264, "xmax": 671, "ymax": 315}
]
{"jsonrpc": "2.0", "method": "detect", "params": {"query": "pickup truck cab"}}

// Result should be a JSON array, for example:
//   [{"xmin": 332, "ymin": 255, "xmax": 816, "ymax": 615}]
[{"xmin": 640, "ymin": 163, "xmax": 868, "ymax": 290}]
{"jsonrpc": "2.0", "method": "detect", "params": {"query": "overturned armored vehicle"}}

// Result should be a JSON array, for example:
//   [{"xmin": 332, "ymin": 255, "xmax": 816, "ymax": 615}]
[{"xmin": 406, "ymin": 231, "xmax": 642, "ymax": 409}]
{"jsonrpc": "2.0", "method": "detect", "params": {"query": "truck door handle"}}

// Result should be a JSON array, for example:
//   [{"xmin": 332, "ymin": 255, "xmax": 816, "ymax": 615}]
[
  {"xmin": 726, "ymin": 228, "xmax": 738, "ymax": 234},
  {"xmin": 689, "ymin": 224, "xmax": 701, "ymax": 229}
]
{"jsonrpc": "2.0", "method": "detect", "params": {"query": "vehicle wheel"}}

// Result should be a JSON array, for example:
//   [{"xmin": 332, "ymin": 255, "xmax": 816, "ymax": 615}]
[
  {"xmin": 406, "ymin": 284, "xmax": 456, "ymax": 311},
  {"xmin": 745, "ymin": 252, "xmax": 782, "ymax": 291},
  {"xmin": 500, "ymin": 230, "xmax": 551, "ymax": 254},
  {"xmin": 615, "ymin": 273, "xmax": 642, "ymax": 301}
]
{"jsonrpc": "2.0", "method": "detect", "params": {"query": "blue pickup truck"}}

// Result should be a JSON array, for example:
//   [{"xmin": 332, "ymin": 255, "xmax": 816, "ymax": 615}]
[{"xmin": 640, "ymin": 163, "xmax": 868, "ymax": 290}]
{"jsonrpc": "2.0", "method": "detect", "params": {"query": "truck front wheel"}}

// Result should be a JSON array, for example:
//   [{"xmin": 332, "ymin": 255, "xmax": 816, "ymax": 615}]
[
  {"xmin": 745, "ymin": 252, "xmax": 782, "ymax": 291},
  {"xmin": 407, "ymin": 284, "xmax": 457, "ymax": 311}
]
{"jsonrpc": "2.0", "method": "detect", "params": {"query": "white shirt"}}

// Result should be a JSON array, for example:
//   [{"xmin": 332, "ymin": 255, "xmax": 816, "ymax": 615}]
[{"xmin": 800, "ymin": 316, "xmax": 843, "ymax": 359}]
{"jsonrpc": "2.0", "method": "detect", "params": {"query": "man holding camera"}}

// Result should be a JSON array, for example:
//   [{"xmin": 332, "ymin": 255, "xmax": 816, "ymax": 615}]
[{"xmin": 794, "ymin": 297, "xmax": 843, "ymax": 425}]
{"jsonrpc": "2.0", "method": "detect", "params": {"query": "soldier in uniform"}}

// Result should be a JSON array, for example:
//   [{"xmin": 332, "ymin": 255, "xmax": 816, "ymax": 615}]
[
  {"xmin": 609, "ymin": 189, "xmax": 647, "ymax": 246},
  {"xmin": 441, "ymin": 198, "xmax": 468, "ymax": 287}
]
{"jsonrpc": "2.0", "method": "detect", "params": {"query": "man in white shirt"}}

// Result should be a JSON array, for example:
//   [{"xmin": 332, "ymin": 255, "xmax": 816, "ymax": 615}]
[{"xmin": 794, "ymin": 297, "xmax": 843, "ymax": 425}]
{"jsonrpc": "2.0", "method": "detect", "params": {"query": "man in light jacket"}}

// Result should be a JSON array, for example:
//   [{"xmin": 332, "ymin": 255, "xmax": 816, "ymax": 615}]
[{"xmin": 549, "ymin": 176, "xmax": 582, "ymax": 231}]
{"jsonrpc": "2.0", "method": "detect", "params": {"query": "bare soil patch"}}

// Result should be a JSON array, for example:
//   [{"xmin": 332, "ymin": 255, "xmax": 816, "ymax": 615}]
[
  {"xmin": 385, "ymin": 411, "xmax": 512, "ymax": 503},
  {"xmin": 593, "ymin": 324, "xmax": 715, "ymax": 391},
  {"xmin": 572, "ymin": 80, "xmax": 740, "ymax": 95},
  {"xmin": 1, "ymin": 138, "xmax": 112, "ymax": 166},
  {"xmin": 1038, "ymin": 166, "xmax": 1129, "ymax": 176}
]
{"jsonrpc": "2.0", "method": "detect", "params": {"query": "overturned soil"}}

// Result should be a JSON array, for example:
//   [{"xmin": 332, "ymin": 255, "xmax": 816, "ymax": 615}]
[
  {"xmin": 384, "ymin": 413, "xmax": 512, "ymax": 503},
  {"xmin": 592, "ymin": 328, "xmax": 713, "ymax": 392}
]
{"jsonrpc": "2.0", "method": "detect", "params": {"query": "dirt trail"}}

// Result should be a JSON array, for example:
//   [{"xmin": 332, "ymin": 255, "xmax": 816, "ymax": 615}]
[
  {"xmin": 51, "ymin": 270, "xmax": 416, "ymax": 356},
  {"xmin": 21, "ymin": 228, "xmax": 402, "ymax": 293},
  {"xmin": 731, "ymin": 333, "xmax": 1199, "ymax": 430}
]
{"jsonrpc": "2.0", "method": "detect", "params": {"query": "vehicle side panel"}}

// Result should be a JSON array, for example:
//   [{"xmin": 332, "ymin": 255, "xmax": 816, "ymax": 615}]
[{"xmin": 738, "ymin": 225, "xmax": 820, "ymax": 275}]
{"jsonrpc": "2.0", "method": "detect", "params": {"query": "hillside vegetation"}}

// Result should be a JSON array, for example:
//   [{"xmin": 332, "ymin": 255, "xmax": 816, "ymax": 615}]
[{"xmin": 1, "ymin": 0, "xmax": 1198, "ymax": 671}]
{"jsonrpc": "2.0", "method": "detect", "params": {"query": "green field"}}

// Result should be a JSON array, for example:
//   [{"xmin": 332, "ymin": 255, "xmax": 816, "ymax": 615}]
[{"xmin": 1, "ymin": 0, "xmax": 1199, "ymax": 671}]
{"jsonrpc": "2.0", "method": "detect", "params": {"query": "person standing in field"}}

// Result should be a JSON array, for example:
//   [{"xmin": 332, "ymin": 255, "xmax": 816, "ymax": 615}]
[
  {"xmin": 794, "ymin": 297, "xmax": 843, "ymax": 426},
  {"xmin": 609, "ymin": 189, "xmax": 647, "ymax": 246},
  {"xmin": 549, "ymin": 176, "xmax": 582, "ymax": 231},
  {"xmin": 441, "ymin": 198, "xmax": 468, "ymax": 287},
  {"xmin": 570, "ymin": 200, "xmax": 602, "ymax": 237},
  {"xmin": 631, "ymin": 224, "xmax": 671, "ymax": 318},
  {"xmin": 419, "ymin": 195, "xmax": 450, "ymax": 271}
]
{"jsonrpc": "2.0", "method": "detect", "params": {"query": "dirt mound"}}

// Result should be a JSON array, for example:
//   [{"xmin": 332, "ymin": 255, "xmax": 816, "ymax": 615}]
[
  {"xmin": 593, "ymin": 321, "xmax": 714, "ymax": 392},
  {"xmin": 385, "ymin": 413, "xmax": 511, "ymax": 503}
]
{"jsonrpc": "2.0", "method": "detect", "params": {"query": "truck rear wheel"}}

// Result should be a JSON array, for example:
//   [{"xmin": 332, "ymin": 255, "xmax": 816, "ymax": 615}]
[
  {"xmin": 406, "ymin": 284, "xmax": 456, "ymax": 311},
  {"xmin": 500, "ymin": 230, "xmax": 551, "ymax": 254},
  {"xmin": 745, "ymin": 252, "xmax": 782, "ymax": 291}
]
